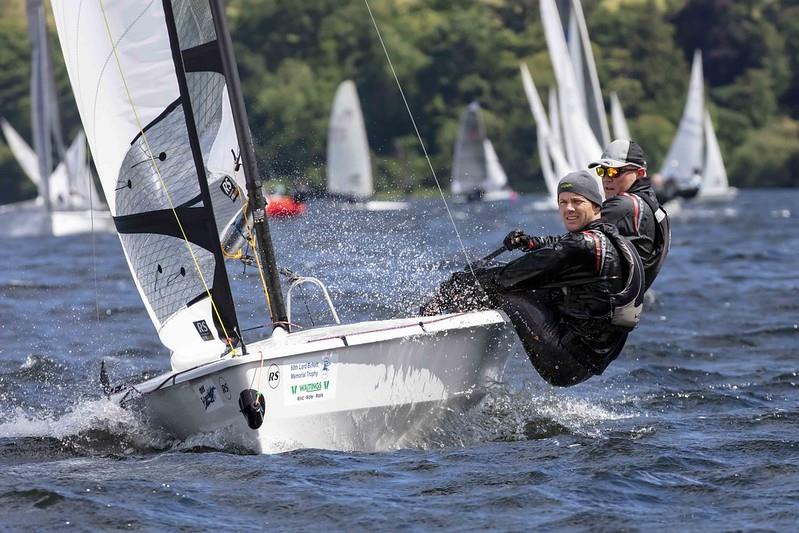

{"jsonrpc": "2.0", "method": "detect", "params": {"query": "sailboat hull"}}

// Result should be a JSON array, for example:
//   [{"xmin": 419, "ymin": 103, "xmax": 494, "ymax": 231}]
[
  {"xmin": 0, "ymin": 200, "xmax": 114, "ymax": 237},
  {"xmin": 453, "ymin": 189, "xmax": 519, "ymax": 204},
  {"xmin": 695, "ymin": 187, "xmax": 738, "ymax": 204},
  {"xmin": 51, "ymin": 209, "xmax": 115, "ymax": 236},
  {"xmin": 121, "ymin": 310, "xmax": 514, "ymax": 453}
]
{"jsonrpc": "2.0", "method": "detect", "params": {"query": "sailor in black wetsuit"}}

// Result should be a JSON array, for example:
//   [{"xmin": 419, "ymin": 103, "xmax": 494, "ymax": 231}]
[
  {"xmin": 589, "ymin": 140, "xmax": 671, "ymax": 290},
  {"xmin": 422, "ymin": 171, "xmax": 645, "ymax": 387}
]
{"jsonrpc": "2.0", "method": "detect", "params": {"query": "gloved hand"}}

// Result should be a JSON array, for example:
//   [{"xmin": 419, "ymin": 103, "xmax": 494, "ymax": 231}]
[{"xmin": 503, "ymin": 229, "xmax": 536, "ymax": 250}]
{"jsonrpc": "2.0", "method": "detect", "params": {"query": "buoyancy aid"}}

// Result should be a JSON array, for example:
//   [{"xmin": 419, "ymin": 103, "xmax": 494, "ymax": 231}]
[
  {"xmin": 618, "ymin": 189, "xmax": 671, "ymax": 289},
  {"xmin": 558, "ymin": 227, "xmax": 645, "ymax": 331}
]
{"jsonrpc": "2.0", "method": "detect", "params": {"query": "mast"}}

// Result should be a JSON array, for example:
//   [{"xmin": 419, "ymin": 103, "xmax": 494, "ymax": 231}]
[
  {"xmin": 209, "ymin": 0, "xmax": 288, "ymax": 329},
  {"xmin": 26, "ymin": 0, "xmax": 52, "ymax": 219}
]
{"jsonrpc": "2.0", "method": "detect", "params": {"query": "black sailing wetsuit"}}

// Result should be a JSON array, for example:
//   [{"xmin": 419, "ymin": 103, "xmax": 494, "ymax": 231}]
[
  {"xmin": 602, "ymin": 178, "xmax": 670, "ymax": 290},
  {"xmin": 424, "ymin": 221, "xmax": 640, "ymax": 387}
]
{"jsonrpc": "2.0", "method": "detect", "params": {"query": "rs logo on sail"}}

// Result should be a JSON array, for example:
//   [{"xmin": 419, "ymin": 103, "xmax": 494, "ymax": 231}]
[{"xmin": 193, "ymin": 320, "xmax": 214, "ymax": 341}]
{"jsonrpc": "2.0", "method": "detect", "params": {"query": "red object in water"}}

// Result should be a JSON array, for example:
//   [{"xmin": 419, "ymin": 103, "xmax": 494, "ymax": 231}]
[{"xmin": 266, "ymin": 195, "xmax": 306, "ymax": 218}]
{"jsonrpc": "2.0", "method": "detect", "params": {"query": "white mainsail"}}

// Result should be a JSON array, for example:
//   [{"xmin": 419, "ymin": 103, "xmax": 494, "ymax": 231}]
[
  {"xmin": 610, "ymin": 92, "xmax": 631, "ymax": 140},
  {"xmin": 546, "ymin": 90, "xmax": 572, "ymax": 178},
  {"xmin": 451, "ymin": 102, "xmax": 515, "ymax": 198},
  {"xmin": 565, "ymin": 0, "xmax": 610, "ymax": 147},
  {"xmin": 326, "ymin": 80, "xmax": 373, "ymax": 199},
  {"xmin": 519, "ymin": 63, "xmax": 571, "ymax": 205},
  {"xmin": 700, "ymin": 110, "xmax": 732, "ymax": 198},
  {"xmin": 660, "ymin": 50, "xmax": 705, "ymax": 186},
  {"xmin": 52, "ymin": 0, "xmax": 249, "ymax": 362},
  {"xmin": 540, "ymin": 0, "xmax": 603, "ymax": 176}
]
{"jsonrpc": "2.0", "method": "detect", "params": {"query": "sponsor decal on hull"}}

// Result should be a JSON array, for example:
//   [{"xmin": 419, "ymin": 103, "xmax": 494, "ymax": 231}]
[
  {"xmin": 196, "ymin": 379, "xmax": 225, "ymax": 412},
  {"xmin": 283, "ymin": 354, "xmax": 337, "ymax": 405}
]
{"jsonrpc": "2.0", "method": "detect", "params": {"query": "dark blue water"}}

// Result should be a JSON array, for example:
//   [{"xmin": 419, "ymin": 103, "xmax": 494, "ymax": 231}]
[{"xmin": 1, "ymin": 189, "xmax": 797, "ymax": 530}]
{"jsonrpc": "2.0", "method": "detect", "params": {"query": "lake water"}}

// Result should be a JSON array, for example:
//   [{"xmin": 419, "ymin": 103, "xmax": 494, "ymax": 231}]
[{"xmin": 1, "ymin": 189, "xmax": 797, "ymax": 530}]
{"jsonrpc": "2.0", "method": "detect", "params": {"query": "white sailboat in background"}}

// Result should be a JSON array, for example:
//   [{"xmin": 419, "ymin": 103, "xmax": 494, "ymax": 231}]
[
  {"xmin": 326, "ymin": 80, "xmax": 406, "ymax": 211},
  {"xmin": 609, "ymin": 92, "xmax": 631, "ymax": 141},
  {"xmin": 51, "ymin": 0, "xmax": 513, "ymax": 453},
  {"xmin": 0, "ymin": 0, "xmax": 113, "ymax": 237},
  {"xmin": 660, "ymin": 50, "xmax": 736, "ymax": 202},
  {"xmin": 519, "ymin": 64, "xmax": 571, "ymax": 209},
  {"xmin": 563, "ymin": 0, "xmax": 610, "ymax": 148},
  {"xmin": 659, "ymin": 51, "xmax": 705, "ymax": 199},
  {"xmin": 451, "ymin": 101, "xmax": 517, "ymax": 202},
  {"xmin": 540, "ymin": 0, "xmax": 603, "ymax": 173},
  {"xmin": 519, "ymin": 0, "xmax": 605, "ymax": 208}
]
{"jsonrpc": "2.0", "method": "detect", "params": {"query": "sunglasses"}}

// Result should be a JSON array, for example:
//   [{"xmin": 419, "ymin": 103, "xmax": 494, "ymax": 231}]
[{"xmin": 595, "ymin": 166, "xmax": 636, "ymax": 178}]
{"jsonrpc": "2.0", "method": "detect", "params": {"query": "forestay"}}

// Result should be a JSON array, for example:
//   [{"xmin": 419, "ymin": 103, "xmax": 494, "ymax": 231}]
[
  {"xmin": 51, "ymin": 1, "xmax": 249, "ymax": 360},
  {"xmin": 660, "ymin": 51, "xmax": 705, "ymax": 184},
  {"xmin": 326, "ymin": 80, "xmax": 374, "ymax": 200}
]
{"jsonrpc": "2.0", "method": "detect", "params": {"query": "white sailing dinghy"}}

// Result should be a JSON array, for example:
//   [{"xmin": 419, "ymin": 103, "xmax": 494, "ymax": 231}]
[
  {"xmin": 1, "ymin": 121, "xmax": 114, "ymax": 236},
  {"xmin": 0, "ymin": 0, "xmax": 112, "ymax": 237},
  {"xmin": 326, "ymin": 80, "xmax": 407, "ymax": 211},
  {"xmin": 660, "ymin": 50, "xmax": 737, "ymax": 203},
  {"xmin": 451, "ymin": 102, "xmax": 517, "ymax": 202},
  {"xmin": 659, "ymin": 51, "xmax": 705, "ymax": 199},
  {"xmin": 51, "ymin": 0, "xmax": 512, "ymax": 453}
]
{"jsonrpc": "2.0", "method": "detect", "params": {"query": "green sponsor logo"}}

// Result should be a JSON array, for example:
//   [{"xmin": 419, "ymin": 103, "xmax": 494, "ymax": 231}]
[
  {"xmin": 560, "ymin": 182, "xmax": 573, "ymax": 189},
  {"xmin": 324, "ymin": 381, "xmax": 330, "ymax": 390},
  {"xmin": 291, "ymin": 385, "xmax": 297, "ymax": 394},
  {"xmin": 300, "ymin": 382, "xmax": 322, "ymax": 393}
]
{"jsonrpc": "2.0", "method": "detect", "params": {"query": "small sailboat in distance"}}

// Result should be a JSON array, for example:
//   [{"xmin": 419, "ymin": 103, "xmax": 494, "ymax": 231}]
[
  {"xmin": 327, "ymin": 80, "xmax": 407, "ymax": 210},
  {"xmin": 659, "ymin": 51, "xmax": 705, "ymax": 200},
  {"xmin": 451, "ymin": 101, "xmax": 517, "ymax": 202},
  {"xmin": 0, "ymin": 0, "xmax": 113, "ymax": 237},
  {"xmin": 50, "ymin": 0, "xmax": 513, "ymax": 453}
]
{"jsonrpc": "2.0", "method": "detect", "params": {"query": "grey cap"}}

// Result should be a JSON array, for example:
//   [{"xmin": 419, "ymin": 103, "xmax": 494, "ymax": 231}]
[
  {"xmin": 557, "ymin": 170, "xmax": 603, "ymax": 207},
  {"xmin": 588, "ymin": 139, "xmax": 647, "ymax": 169}
]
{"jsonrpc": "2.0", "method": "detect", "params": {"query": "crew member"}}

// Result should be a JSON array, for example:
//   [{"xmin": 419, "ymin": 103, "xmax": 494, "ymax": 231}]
[
  {"xmin": 422, "ymin": 171, "xmax": 645, "ymax": 387},
  {"xmin": 589, "ymin": 139, "xmax": 671, "ymax": 290}
]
